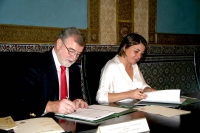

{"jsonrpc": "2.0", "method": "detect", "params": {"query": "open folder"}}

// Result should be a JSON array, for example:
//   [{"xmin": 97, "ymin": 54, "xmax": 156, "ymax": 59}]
[
  {"xmin": 56, "ymin": 105, "xmax": 136, "ymax": 123},
  {"xmin": 117, "ymin": 89, "xmax": 186, "ymax": 108},
  {"xmin": 136, "ymin": 90, "xmax": 200, "ymax": 108},
  {"xmin": 135, "ymin": 89, "xmax": 185, "ymax": 108},
  {"xmin": 140, "ymin": 89, "xmax": 182, "ymax": 103}
]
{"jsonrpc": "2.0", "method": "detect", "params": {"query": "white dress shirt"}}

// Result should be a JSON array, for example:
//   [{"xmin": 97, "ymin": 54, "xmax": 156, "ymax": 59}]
[
  {"xmin": 96, "ymin": 55, "xmax": 150, "ymax": 104},
  {"xmin": 43, "ymin": 49, "xmax": 70, "ymax": 115},
  {"xmin": 52, "ymin": 49, "xmax": 69, "ymax": 99}
]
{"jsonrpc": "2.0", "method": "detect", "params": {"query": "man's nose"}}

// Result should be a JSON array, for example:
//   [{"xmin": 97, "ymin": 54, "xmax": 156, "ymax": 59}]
[{"xmin": 71, "ymin": 54, "xmax": 79, "ymax": 60}]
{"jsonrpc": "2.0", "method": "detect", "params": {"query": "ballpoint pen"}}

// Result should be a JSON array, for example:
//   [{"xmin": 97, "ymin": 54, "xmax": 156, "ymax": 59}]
[{"xmin": 66, "ymin": 96, "xmax": 76, "ymax": 112}]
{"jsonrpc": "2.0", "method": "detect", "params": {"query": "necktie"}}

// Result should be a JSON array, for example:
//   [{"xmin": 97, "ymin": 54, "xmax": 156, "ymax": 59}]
[{"xmin": 60, "ymin": 66, "xmax": 68, "ymax": 99}]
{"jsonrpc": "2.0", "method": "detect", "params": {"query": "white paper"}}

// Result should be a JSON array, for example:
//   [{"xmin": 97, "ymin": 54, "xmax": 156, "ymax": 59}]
[
  {"xmin": 142, "ymin": 89, "xmax": 182, "ymax": 104},
  {"xmin": 14, "ymin": 117, "xmax": 64, "ymax": 133},
  {"xmin": 59, "ymin": 108, "xmax": 114, "ymax": 121},
  {"xmin": 0, "ymin": 116, "xmax": 17, "ymax": 131},
  {"xmin": 89, "ymin": 105, "xmax": 127, "ymax": 113},
  {"xmin": 96, "ymin": 118, "xmax": 149, "ymax": 133},
  {"xmin": 56, "ymin": 105, "xmax": 128, "ymax": 121},
  {"xmin": 136, "ymin": 105, "xmax": 190, "ymax": 117}
]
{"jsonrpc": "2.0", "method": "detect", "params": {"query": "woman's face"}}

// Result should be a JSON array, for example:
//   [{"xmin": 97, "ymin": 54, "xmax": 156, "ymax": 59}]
[{"xmin": 124, "ymin": 43, "xmax": 145, "ymax": 64}]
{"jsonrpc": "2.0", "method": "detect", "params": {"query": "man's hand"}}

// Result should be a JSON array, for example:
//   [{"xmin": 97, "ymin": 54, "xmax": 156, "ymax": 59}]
[
  {"xmin": 73, "ymin": 99, "xmax": 88, "ymax": 110},
  {"xmin": 46, "ymin": 99, "xmax": 76, "ymax": 114}
]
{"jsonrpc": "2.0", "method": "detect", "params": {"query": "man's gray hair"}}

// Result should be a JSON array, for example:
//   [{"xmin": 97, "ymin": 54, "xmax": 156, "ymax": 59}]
[{"xmin": 58, "ymin": 27, "xmax": 85, "ymax": 46}]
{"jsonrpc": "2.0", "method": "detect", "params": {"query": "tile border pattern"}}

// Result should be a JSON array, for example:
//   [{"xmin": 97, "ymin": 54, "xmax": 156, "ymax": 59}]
[{"xmin": 0, "ymin": 44, "xmax": 199, "ymax": 100}]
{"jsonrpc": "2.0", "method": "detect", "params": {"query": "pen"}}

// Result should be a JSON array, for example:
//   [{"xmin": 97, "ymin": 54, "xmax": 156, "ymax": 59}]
[
  {"xmin": 66, "ymin": 96, "xmax": 76, "ymax": 112},
  {"xmin": 137, "ymin": 88, "xmax": 143, "ymax": 94}
]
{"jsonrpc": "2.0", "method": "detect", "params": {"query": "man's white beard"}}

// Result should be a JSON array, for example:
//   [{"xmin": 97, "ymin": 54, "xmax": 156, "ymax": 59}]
[{"xmin": 62, "ymin": 58, "xmax": 75, "ymax": 67}]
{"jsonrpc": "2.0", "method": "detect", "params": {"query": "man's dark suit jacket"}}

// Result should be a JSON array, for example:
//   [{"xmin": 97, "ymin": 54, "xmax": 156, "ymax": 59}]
[{"xmin": 10, "ymin": 49, "xmax": 83, "ymax": 120}]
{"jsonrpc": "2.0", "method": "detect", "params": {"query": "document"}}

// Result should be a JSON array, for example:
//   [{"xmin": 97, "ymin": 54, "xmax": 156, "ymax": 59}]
[
  {"xmin": 56, "ymin": 105, "xmax": 135, "ymax": 122},
  {"xmin": 96, "ymin": 118, "xmax": 149, "ymax": 133},
  {"xmin": 14, "ymin": 117, "xmax": 64, "ymax": 133},
  {"xmin": 181, "ymin": 96, "xmax": 200, "ymax": 106},
  {"xmin": 0, "ymin": 116, "xmax": 17, "ymax": 131},
  {"xmin": 140, "ymin": 89, "xmax": 184, "ymax": 104},
  {"xmin": 136, "ymin": 105, "xmax": 190, "ymax": 117}
]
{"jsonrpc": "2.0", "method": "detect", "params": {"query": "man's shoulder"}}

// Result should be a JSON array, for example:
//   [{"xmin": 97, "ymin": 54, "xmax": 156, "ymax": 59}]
[
  {"xmin": 27, "ymin": 50, "xmax": 55, "ymax": 70},
  {"xmin": 69, "ymin": 63, "xmax": 81, "ymax": 71},
  {"xmin": 27, "ymin": 50, "xmax": 52, "ymax": 63}
]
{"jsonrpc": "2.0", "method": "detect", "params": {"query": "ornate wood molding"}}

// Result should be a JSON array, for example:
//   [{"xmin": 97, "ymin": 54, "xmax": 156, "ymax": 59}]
[
  {"xmin": 1, "ymin": 0, "xmax": 199, "ymax": 45},
  {"xmin": 0, "ymin": 25, "xmax": 61, "ymax": 44},
  {"xmin": 149, "ymin": 0, "xmax": 200, "ymax": 45},
  {"xmin": 0, "ymin": 0, "xmax": 99, "ymax": 44},
  {"xmin": 117, "ymin": 0, "xmax": 133, "ymax": 44}
]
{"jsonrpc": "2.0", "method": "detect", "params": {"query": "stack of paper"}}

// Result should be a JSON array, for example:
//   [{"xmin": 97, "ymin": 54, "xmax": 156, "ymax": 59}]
[
  {"xmin": 133, "ymin": 89, "xmax": 187, "ymax": 108},
  {"xmin": 0, "ymin": 116, "xmax": 17, "ymax": 131},
  {"xmin": 14, "ymin": 117, "xmax": 64, "ymax": 133},
  {"xmin": 56, "ymin": 105, "xmax": 134, "ymax": 122},
  {"xmin": 141, "ymin": 89, "xmax": 183, "ymax": 104},
  {"xmin": 136, "ymin": 105, "xmax": 190, "ymax": 117}
]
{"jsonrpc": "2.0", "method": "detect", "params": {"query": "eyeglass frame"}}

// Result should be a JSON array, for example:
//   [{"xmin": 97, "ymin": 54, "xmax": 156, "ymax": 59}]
[{"xmin": 62, "ymin": 42, "xmax": 83, "ymax": 57}]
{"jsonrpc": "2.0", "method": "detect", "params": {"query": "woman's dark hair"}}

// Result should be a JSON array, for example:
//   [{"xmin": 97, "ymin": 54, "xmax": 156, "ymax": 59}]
[{"xmin": 117, "ymin": 33, "xmax": 147, "ymax": 56}]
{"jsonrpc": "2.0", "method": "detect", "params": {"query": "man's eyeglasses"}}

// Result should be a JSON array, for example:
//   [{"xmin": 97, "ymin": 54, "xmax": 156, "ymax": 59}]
[{"xmin": 63, "ymin": 43, "xmax": 82, "ymax": 57}]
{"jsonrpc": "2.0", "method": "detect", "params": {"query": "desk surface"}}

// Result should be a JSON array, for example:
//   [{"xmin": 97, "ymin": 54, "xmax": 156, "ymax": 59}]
[
  {"xmin": 55, "ymin": 92, "xmax": 200, "ymax": 133},
  {"xmin": 2, "ymin": 93, "xmax": 198, "ymax": 133},
  {"xmin": 54, "ymin": 92, "xmax": 200, "ymax": 133}
]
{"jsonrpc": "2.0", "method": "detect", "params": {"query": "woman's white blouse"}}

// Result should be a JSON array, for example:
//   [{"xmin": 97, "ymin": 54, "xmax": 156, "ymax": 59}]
[{"xmin": 96, "ymin": 55, "xmax": 150, "ymax": 104}]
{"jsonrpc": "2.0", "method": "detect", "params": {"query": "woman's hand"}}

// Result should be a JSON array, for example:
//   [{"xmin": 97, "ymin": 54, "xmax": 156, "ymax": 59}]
[
  {"xmin": 143, "ymin": 87, "xmax": 156, "ymax": 92},
  {"xmin": 128, "ymin": 88, "xmax": 147, "ymax": 100}
]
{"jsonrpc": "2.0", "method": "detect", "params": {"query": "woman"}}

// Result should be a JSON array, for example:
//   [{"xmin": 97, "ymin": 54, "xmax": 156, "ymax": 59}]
[{"xmin": 96, "ymin": 33, "xmax": 155, "ymax": 104}]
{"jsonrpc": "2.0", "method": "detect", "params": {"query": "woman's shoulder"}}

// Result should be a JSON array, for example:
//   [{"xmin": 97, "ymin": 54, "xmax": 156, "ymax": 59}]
[
  {"xmin": 101, "ymin": 55, "xmax": 119, "ymax": 70},
  {"xmin": 106, "ymin": 55, "xmax": 120, "ymax": 66}
]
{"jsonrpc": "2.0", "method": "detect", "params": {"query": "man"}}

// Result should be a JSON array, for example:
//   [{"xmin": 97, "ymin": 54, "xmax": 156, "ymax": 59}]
[{"xmin": 11, "ymin": 27, "xmax": 88, "ymax": 120}]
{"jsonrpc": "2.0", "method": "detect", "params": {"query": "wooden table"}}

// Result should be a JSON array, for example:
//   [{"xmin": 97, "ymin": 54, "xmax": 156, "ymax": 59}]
[{"xmin": 54, "ymin": 92, "xmax": 200, "ymax": 133}]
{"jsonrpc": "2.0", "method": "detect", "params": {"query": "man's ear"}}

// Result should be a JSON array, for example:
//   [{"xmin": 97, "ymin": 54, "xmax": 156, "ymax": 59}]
[{"xmin": 55, "ymin": 38, "xmax": 62, "ymax": 49}]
